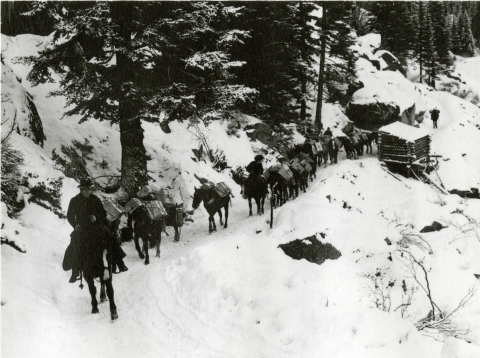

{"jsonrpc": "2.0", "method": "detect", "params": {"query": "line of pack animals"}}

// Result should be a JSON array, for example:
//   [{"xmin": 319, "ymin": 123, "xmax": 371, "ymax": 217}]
[
  {"xmin": 69, "ymin": 129, "xmax": 378, "ymax": 321},
  {"xmin": 99, "ymin": 129, "xmax": 378, "ymax": 268},
  {"xmin": 240, "ymin": 129, "xmax": 378, "ymax": 216}
]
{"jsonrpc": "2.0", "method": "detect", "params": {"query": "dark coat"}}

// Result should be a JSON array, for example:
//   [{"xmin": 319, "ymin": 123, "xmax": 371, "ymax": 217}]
[
  {"xmin": 246, "ymin": 160, "xmax": 264, "ymax": 176},
  {"xmin": 66, "ymin": 193, "xmax": 124, "ymax": 277},
  {"xmin": 67, "ymin": 193, "xmax": 107, "ymax": 230},
  {"xmin": 430, "ymin": 109, "xmax": 440, "ymax": 121}
]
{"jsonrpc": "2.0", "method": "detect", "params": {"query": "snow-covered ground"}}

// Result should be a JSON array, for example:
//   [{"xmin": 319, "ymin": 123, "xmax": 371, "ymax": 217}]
[{"xmin": 2, "ymin": 33, "xmax": 480, "ymax": 358}]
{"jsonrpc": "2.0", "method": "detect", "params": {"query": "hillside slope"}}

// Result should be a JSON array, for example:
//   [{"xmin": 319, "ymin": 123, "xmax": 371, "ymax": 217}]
[{"xmin": 2, "ymin": 33, "xmax": 480, "ymax": 358}]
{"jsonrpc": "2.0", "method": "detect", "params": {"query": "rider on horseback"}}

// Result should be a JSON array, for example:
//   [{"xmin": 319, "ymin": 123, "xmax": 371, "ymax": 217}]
[
  {"xmin": 246, "ymin": 154, "xmax": 265, "ymax": 176},
  {"xmin": 66, "ymin": 178, "xmax": 128, "ymax": 283}
]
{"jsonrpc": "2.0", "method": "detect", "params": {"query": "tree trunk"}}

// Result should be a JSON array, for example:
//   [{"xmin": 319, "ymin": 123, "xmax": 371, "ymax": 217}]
[
  {"xmin": 111, "ymin": 2, "xmax": 148, "ymax": 198},
  {"xmin": 419, "ymin": 56, "xmax": 423, "ymax": 84},
  {"xmin": 300, "ymin": 80, "xmax": 307, "ymax": 122},
  {"xmin": 299, "ymin": 2, "xmax": 307, "ymax": 123},
  {"xmin": 119, "ymin": 116, "xmax": 147, "ymax": 197},
  {"xmin": 315, "ymin": 8, "xmax": 327, "ymax": 132}
]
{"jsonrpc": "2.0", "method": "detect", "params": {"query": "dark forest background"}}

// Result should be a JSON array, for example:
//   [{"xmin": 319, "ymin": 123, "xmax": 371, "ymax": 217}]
[{"xmin": 2, "ymin": 1, "xmax": 480, "ymax": 127}]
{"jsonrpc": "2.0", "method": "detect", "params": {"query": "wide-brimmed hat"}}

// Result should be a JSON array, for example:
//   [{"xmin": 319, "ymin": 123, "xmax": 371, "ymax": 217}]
[
  {"xmin": 78, "ymin": 177, "xmax": 94, "ymax": 188},
  {"xmin": 254, "ymin": 154, "xmax": 265, "ymax": 161}
]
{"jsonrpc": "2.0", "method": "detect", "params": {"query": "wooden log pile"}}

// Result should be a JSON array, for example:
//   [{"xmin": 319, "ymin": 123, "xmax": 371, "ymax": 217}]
[{"xmin": 378, "ymin": 132, "xmax": 431, "ymax": 165}]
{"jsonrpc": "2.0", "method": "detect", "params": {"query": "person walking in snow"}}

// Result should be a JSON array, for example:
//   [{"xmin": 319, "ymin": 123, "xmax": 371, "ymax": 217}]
[
  {"xmin": 430, "ymin": 107, "xmax": 440, "ymax": 129},
  {"xmin": 66, "ymin": 178, "xmax": 128, "ymax": 283}
]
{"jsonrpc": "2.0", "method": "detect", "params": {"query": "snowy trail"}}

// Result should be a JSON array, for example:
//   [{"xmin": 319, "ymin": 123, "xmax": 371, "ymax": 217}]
[{"xmin": 54, "ymin": 162, "xmax": 342, "ymax": 358}]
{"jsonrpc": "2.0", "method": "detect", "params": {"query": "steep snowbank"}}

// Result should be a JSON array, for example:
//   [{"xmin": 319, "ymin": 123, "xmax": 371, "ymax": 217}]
[{"xmin": 2, "ymin": 33, "xmax": 480, "ymax": 358}]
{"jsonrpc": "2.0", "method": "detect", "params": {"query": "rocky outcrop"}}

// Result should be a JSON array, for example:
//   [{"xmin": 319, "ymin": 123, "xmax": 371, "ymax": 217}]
[
  {"xmin": 1, "ymin": 63, "xmax": 46, "ymax": 146},
  {"xmin": 376, "ymin": 50, "xmax": 406, "ymax": 76},
  {"xmin": 244, "ymin": 122, "xmax": 276, "ymax": 147},
  {"xmin": 398, "ymin": 103, "xmax": 416, "ymax": 126},
  {"xmin": 346, "ymin": 100, "xmax": 400, "ymax": 131}
]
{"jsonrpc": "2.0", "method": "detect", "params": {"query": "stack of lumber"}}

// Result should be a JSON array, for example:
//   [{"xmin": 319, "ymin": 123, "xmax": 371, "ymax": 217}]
[{"xmin": 378, "ymin": 122, "xmax": 430, "ymax": 165}]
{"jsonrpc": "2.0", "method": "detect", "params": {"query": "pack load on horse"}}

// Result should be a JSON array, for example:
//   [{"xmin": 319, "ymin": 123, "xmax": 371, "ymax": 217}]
[
  {"xmin": 124, "ymin": 194, "xmax": 167, "ymax": 265},
  {"xmin": 192, "ymin": 181, "xmax": 231, "ymax": 233},
  {"xmin": 301, "ymin": 141, "xmax": 318, "ymax": 179},
  {"xmin": 289, "ymin": 158, "xmax": 309, "ymax": 194},
  {"xmin": 264, "ymin": 163, "xmax": 291, "ymax": 207},
  {"xmin": 102, "ymin": 197, "xmax": 124, "ymax": 224},
  {"xmin": 337, "ymin": 135, "xmax": 358, "ymax": 160},
  {"xmin": 63, "ymin": 178, "xmax": 122, "ymax": 320},
  {"xmin": 157, "ymin": 188, "xmax": 184, "ymax": 226},
  {"xmin": 134, "ymin": 185, "xmax": 186, "ymax": 242},
  {"xmin": 279, "ymin": 159, "xmax": 296, "ymax": 200},
  {"xmin": 100, "ymin": 197, "xmax": 130, "ymax": 273},
  {"xmin": 317, "ymin": 135, "xmax": 331, "ymax": 167},
  {"xmin": 298, "ymin": 153, "xmax": 315, "ymax": 180},
  {"xmin": 313, "ymin": 139, "xmax": 323, "ymax": 165}
]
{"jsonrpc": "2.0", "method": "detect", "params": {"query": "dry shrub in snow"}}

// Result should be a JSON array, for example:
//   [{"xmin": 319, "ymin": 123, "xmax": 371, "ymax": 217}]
[
  {"xmin": 51, "ymin": 139, "xmax": 93, "ymax": 181},
  {"xmin": 398, "ymin": 248, "xmax": 479, "ymax": 339},
  {"xmin": 359, "ymin": 268, "xmax": 394, "ymax": 312},
  {"xmin": 1, "ymin": 136, "xmax": 25, "ymax": 217},
  {"xmin": 441, "ymin": 211, "xmax": 480, "ymax": 243}
]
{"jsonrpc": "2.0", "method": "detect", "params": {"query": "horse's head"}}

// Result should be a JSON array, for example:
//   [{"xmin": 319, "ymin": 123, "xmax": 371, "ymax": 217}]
[{"xmin": 192, "ymin": 187, "xmax": 203, "ymax": 210}]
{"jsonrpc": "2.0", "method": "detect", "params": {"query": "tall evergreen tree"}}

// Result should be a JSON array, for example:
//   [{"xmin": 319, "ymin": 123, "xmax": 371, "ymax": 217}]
[
  {"xmin": 23, "ymin": 2, "xmax": 253, "ymax": 197},
  {"xmin": 315, "ymin": 2, "xmax": 356, "ymax": 130},
  {"xmin": 294, "ymin": 2, "xmax": 321, "ymax": 123},
  {"xmin": 430, "ymin": 1, "xmax": 452, "ymax": 74},
  {"xmin": 471, "ymin": 2, "xmax": 480, "ymax": 47},
  {"xmin": 454, "ymin": 8, "xmax": 476, "ymax": 57},
  {"xmin": 412, "ymin": 1, "xmax": 437, "ymax": 84},
  {"xmin": 229, "ymin": 3, "xmax": 318, "ymax": 124}
]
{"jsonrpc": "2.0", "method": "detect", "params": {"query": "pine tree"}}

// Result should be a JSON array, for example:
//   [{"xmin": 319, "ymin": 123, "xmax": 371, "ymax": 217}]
[
  {"xmin": 295, "ymin": 2, "xmax": 321, "ymax": 123},
  {"xmin": 229, "ymin": 3, "xmax": 320, "ymax": 125},
  {"xmin": 23, "ymin": 2, "xmax": 253, "ymax": 197},
  {"xmin": 315, "ymin": 2, "xmax": 356, "ymax": 130},
  {"xmin": 412, "ymin": 2, "xmax": 437, "ymax": 84},
  {"xmin": 471, "ymin": 2, "xmax": 480, "ymax": 47},
  {"xmin": 430, "ymin": 1, "xmax": 452, "ymax": 75},
  {"xmin": 455, "ymin": 8, "xmax": 476, "ymax": 57}
]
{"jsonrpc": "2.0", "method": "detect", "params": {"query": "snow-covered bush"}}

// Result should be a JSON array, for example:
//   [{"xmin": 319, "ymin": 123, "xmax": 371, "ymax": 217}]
[
  {"xmin": 51, "ymin": 139, "xmax": 93, "ymax": 181},
  {"xmin": 1, "ymin": 136, "xmax": 25, "ymax": 217}
]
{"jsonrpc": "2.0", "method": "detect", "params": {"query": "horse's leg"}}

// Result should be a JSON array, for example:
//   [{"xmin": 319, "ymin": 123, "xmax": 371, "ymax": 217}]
[
  {"xmin": 261, "ymin": 195, "xmax": 265, "ymax": 214},
  {"xmin": 143, "ymin": 237, "xmax": 149, "ymax": 265},
  {"xmin": 211, "ymin": 214, "xmax": 217, "ymax": 232},
  {"xmin": 133, "ymin": 231, "xmax": 144, "ymax": 260},
  {"xmin": 174, "ymin": 222, "xmax": 180, "ymax": 242},
  {"xmin": 248, "ymin": 197, "xmax": 253, "ymax": 216},
  {"xmin": 103, "ymin": 278, "xmax": 118, "ymax": 321},
  {"xmin": 208, "ymin": 216, "xmax": 213, "ymax": 233},
  {"xmin": 86, "ymin": 276, "xmax": 99, "ymax": 314},
  {"xmin": 100, "ymin": 282, "xmax": 107, "ymax": 303},
  {"xmin": 155, "ymin": 225, "xmax": 161, "ymax": 258},
  {"xmin": 223, "ymin": 201, "xmax": 229, "ymax": 228},
  {"xmin": 218, "ymin": 208, "xmax": 224, "ymax": 227}
]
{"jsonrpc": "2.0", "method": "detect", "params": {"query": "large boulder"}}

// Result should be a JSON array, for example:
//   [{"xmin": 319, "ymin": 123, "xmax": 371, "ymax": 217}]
[
  {"xmin": 375, "ymin": 50, "xmax": 406, "ymax": 76},
  {"xmin": 398, "ymin": 103, "xmax": 416, "ymax": 126},
  {"xmin": 1, "ymin": 63, "xmax": 45, "ymax": 146},
  {"xmin": 244, "ymin": 122, "xmax": 276, "ymax": 147},
  {"xmin": 346, "ymin": 100, "xmax": 400, "ymax": 131}
]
